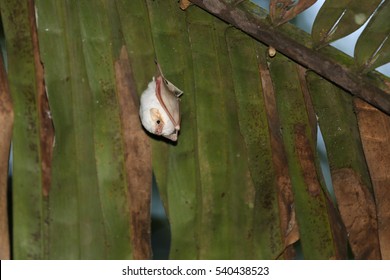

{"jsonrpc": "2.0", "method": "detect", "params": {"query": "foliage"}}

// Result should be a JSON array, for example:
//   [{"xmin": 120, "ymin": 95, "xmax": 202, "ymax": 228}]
[{"xmin": 0, "ymin": 0, "xmax": 389, "ymax": 260}]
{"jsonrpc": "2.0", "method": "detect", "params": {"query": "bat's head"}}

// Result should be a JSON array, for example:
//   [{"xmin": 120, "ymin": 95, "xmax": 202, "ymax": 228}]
[
  {"xmin": 149, "ymin": 108, "xmax": 165, "ymax": 135},
  {"xmin": 140, "ymin": 105, "xmax": 176, "ymax": 138}
]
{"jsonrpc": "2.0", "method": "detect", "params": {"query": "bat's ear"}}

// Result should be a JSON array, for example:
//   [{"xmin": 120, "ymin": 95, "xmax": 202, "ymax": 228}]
[
  {"xmin": 154, "ymin": 59, "xmax": 164, "ymax": 77},
  {"xmin": 154, "ymin": 59, "xmax": 183, "ymax": 98}
]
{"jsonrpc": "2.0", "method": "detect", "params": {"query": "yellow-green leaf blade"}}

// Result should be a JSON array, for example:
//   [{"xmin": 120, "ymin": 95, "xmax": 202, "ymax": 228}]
[
  {"xmin": 312, "ymin": 0, "xmax": 382, "ymax": 47},
  {"xmin": 226, "ymin": 28, "xmax": 284, "ymax": 259},
  {"xmin": 36, "ymin": 0, "xmax": 107, "ymax": 259},
  {"xmin": 186, "ymin": 7, "xmax": 258, "ymax": 259},
  {"xmin": 268, "ymin": 54, "xmax": 339, "ymax": 259},
  {"xmin": 354, "ymin": 0, "xmax": 390, "ymax": 72},
  {"xmin": 77, "ymin": 0, "xmax": 132, "ymax": 259},
  {"xmin": 0, "ymin": 0, "xmax": 44, "ymax": 259},
  {"xmin": 145, "ymin": 0, "xmax": 198, "ymax": 259}
]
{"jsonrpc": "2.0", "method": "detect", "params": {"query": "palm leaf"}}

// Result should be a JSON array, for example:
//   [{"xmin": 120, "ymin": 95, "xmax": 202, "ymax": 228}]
[
  {"xmin": 354, "ymin": 0, "xmax": 390, "ymax": 72},
  {"xmin": 145, "ymin": 0, "xmax": 199, "ymax": 259},
  {"xmin": 312, "ymin": 0, "xmax": 382, "ymax": 48},
  {"xmin": 270, "ymin": 0, "xmax": 317, "ymax": 26},
  {"xmin": 306, "ymin": 72, "xmax": 381, "ymax": 259},
  {"xmin": 354, "ymin": 99, "xmax": 390, "ymax": 259},
  {"xmin": 1, "ymin": 0, "xmax": 45, "ymax": 259},
  {"xmin": 1, "ymin": 0, "xmax": 390, "ymax": 260}
]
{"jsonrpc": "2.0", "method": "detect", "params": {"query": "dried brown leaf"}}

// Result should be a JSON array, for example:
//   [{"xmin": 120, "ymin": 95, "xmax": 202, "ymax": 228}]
[
  {"xmin": 332, "ymin": 168, "xmax": 381, "ymax": 259},
  {"xmin": 355, "ymin": 98, "xmax": 390, "ymax": 259}
]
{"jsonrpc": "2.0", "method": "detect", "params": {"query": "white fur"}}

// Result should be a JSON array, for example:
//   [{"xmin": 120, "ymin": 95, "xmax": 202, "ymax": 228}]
[{"xmin": 139, "ymin": 77, "xmax": 176, "ymax": 136}]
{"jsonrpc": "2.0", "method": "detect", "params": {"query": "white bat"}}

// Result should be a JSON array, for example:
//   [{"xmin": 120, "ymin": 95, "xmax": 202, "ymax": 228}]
[{"xmin": 139, "ymin": 61, "xmax": 183, "ymax": 141}]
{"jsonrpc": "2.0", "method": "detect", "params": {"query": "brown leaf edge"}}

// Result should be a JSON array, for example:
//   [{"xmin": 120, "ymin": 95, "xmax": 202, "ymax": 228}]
[
  {"xmin": 115, "ymin": 46, "xmax": 153, "ymax": 259},
  {"xmin": 0, "ymin": 45, "xmax": 13, "ymax": 260},
  {"xmin": 28, "ymin": 0, "xmax": 54, "ymax": 197},
  {"xmin": 258, "ymin": 48, "xmax": 298, "ymax": 259},
  {"xmin": 355, "ymin": 98, "xmax": 390, "ymax": 259}
]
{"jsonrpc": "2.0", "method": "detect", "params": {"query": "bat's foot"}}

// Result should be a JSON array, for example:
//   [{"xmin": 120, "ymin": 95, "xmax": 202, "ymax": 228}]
[{"xmin": 164, "ymin": 131, "xmax": 178, "ymax": 142}]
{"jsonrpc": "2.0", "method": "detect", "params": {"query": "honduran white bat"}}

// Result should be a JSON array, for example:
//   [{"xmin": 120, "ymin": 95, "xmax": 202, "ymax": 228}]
[{"xmin": 139, "ymin": 61, "xmax": 183, "ymax": 141}]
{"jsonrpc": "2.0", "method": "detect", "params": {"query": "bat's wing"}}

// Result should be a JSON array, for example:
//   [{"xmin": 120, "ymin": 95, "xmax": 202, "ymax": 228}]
[{"xmin": 155, "ymin": 62, "xmax": 183, "ymax": 131}]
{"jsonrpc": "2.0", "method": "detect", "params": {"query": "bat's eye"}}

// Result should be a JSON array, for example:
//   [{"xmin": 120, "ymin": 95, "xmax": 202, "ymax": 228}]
[{"xmin": 156, "ymin": 120, "xmax": 161, "ymax": 124}]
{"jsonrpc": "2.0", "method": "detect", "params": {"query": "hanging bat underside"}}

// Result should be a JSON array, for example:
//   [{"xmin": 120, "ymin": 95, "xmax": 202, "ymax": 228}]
[{"xmin": 139, "ymin": 61, "xmax": 183, "ymax": 142}]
